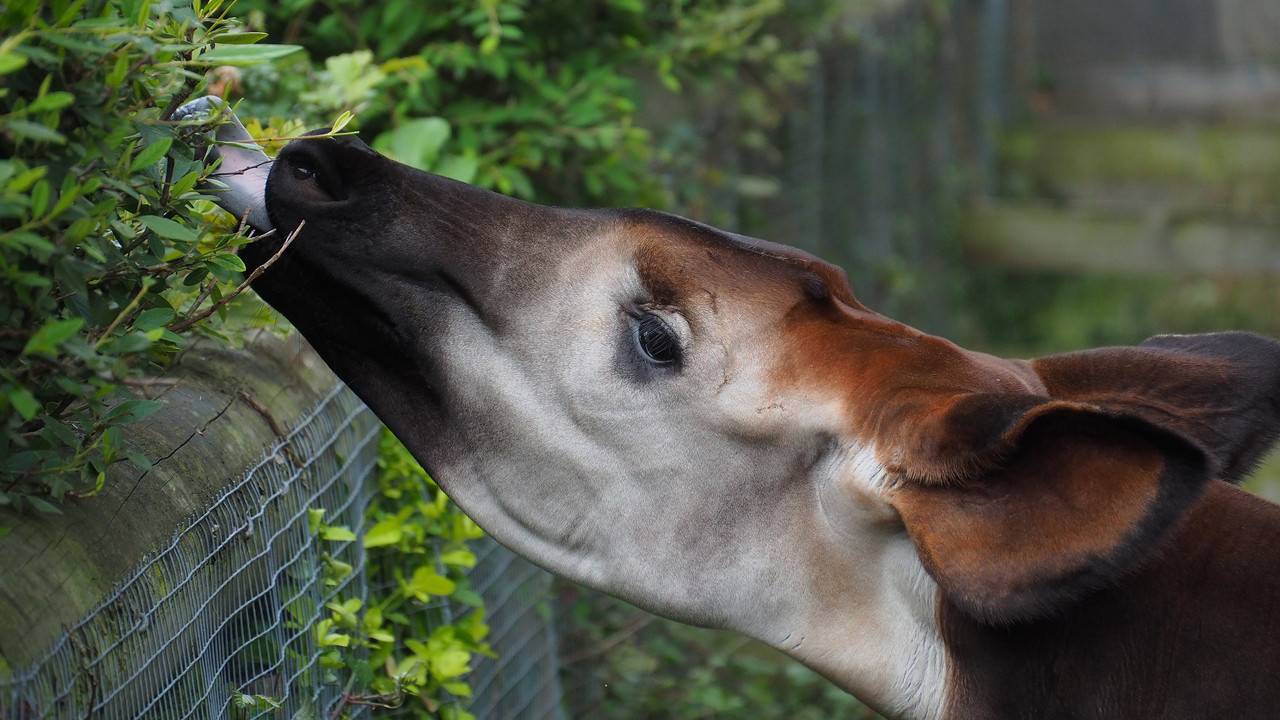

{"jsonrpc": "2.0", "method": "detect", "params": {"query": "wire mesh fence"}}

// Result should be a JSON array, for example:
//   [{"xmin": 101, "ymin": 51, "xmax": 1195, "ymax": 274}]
[
  {"xmin": 1, "ymin": 383, "xmax": 377, "ymax": 719},
  {"xmin": 0, "ymin": 381, "xmax": 565, "ymax": 720}
]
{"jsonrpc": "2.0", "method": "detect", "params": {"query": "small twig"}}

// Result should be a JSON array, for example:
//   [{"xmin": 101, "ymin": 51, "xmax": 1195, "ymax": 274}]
[
  {"xmin": 118, "ymin": 228, "xmax": 152, "ymax": 256},
  {"xmin": 238, "ymin": 389, "xmax": 301, "ymax": 467},
  {"xmin": 158, "ymin": 49, "xmax": 199, "ymax": 122},
  {"xmin": 120, "ymin": 377, "xmax": 179, "ymax": 387},
  {"xmin": 185, "ymin": 277, "xmax": 219, "ymax": 318},
  {"xmin": 121, "ymin": 376, "xmax": 181, "ymax": 399},
  {"xmin": 561, "ymin": 614, "xmax": 655, "ymax": 665},
  {"xmin": 216, "ymin": 129, "xmax": 358, "ymax": 145},
  {"xmin": 168, "ymin": 221, "xmax": 302, "ymax": 334},
  {"xmin": 328, "ymin": 670, "xmax": 364, "ymax": 720},
  {"xmin": 157, "ymin": 154, "xmax": 176, "ymax": 209},
  {"xmin": 91, "ymin": 281, "xmax": 151, "ymax": 348},
  {"xmin": 339, "ymin": 693, "xmax": 405, "ymax": 711}
]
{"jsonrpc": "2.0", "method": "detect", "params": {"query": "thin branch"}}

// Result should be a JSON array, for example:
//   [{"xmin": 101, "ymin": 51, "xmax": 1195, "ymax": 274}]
[
  {"xmin": 561, "ymin": 614, "xmax": 655, "ymax": 665},
  {"xmin": 168, "ymin": 222, "xmax": 302, "ymax": 334},
  {"xmin": 209, "ymin": 129, "xmax": 358, "ymax": 145},
  {"xmin": 91, "ymin": 281, "xmax": 152, "ymax": 348},
  {"xmin": 184, "ymin": 277, "xmax": 219, "ymax": 319}
]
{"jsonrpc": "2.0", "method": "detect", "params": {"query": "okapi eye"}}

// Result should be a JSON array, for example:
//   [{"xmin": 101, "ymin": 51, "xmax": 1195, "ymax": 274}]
[
  {"xmin": 289, "ymin": 160, "xmax": 339, "ymax": 202},
  {"xmin": 634, "ymin": 313, "xmax": 681, "ymax": 367}
]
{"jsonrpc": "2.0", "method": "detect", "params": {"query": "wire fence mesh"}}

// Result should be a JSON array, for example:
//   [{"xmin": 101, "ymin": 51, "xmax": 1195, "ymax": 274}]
[{"xmin": 0, "ymin": 381, "xmax": 565, "ymax": 720}]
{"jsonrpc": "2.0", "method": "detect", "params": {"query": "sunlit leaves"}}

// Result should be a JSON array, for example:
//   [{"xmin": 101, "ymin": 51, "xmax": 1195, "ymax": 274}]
[{"xmin": 310, "ymin": 430, "xmax": 493, "ymax": 715}]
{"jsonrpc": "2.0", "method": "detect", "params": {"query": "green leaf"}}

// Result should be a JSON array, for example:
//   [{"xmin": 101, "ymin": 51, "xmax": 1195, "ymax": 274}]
[
  {"xmin": 126, "ymin": 452, "xmax": 153, "ymax": 472},
  {"xmin": 99, "ymin": 331, "xmax": 153, "ymax": 355},
  {"xmin": 212, "ymin": 32, "xmax": 270, "ymax": 44},
  {"xmin": 106, "ymin": 53, "xmax": 129, "ymax": 87},
  {"xmin": 439, "ymin": 549, "xmax": 476, "ymax": 568},
  {"xmin": 450, "ymin": 587, "xmax": 485, "ymax": 608},
  {"xmin": 308, "ymin": 507, "xmax": 326, "ymax": 534},
  {"xmin": 8, "ymin": 120, "xmax": 66, "ymax": 144},
  {"xmin": 22, "ymin": 317, "xmax": 85, "ymax": 356},
  {"xmin": 7, "ymin": 166, "xmax": 48, "ymax": 193},
  {"xmin": 170, "ymin": 170, "xmax": 200, "ymax": 198},
  {"xmin": 319, "ymin": 525, "xmax": 357, "ymax": 542},
  {"xmin": 319, "ymin": 631, "xmax": 351, "ymax": 647},
  {"xmin": 29, "ymin": 179, "xmax": 49, "ymax": 218},
  {"xmin": 27, "ymin": 495, "xmax": 63, "ymax": 514},
  {"xmin": 101, "ymin": 399, "xmax": 162, "ymax": 424},
  {"xmin": 429, "ymin": 647, "xmax": 472, "ymax": 680},
  {"xmin": 130, "ymin": 137, "xmax": 173, "ymax": 174},
  {"xmin": 197, "ymin": 44, "xmax": 303, "ymax": 66},
  {"xmin": 138, "ymin": 214, "xmax": 198, "ymax": 243},
  {"xmin": 324, "ymin": 555, "xmax": 354, "ymax": 580},
  {"xmin": 354, "ymin": 659, "xmax": 374, "ymax": 687},
  {"xmin": 363, "ymin": 518, "xmax": 403, "ymax": 548},
  {"xmin": 331, "ymin": 110, "xmax": 354, "ymax": 134},
  {"xmin": 373, "ymin": 117, "xmax": 451, "ymax": 171},
  {"xmin": 27, "ymin": 91, "xmax": 75, "ymax": 114},
  {"xmin": 133, "ymin": 307, "xmax": 175, "ymax": 331},
  {"xmin": 8, "ymin": 386, "xmax": 41, "ymax": 421},
  {"xmin": 208, "ymin": 253, "xmax": 246, "ymax": 272},
  {"xmin": 434, "ymin": 155, "xmax": 479, "ymax": 184},
  {"xmin": 0, "ymin": 52, "xmax": 28, "ymax": 76},
  {"xmin": 443, "ymin": 681, "xmax": 473, "ymax": 698},
  {"xmin": 404, "ymin": 566, "xmax": 456, "ymax": 599}
]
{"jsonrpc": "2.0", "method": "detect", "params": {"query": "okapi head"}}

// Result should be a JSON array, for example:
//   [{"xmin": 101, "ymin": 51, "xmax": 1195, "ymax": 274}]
[{"xmin": 206, "ymin": 122, "xmax": 1280, "ymax": 718}]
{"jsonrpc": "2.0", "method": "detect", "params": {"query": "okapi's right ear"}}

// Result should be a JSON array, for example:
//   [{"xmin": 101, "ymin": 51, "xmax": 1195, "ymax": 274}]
[
  {"xmin": 889, "ymin": 331, "xmax": 1280, "ymax": 625},
  {"xmin": 1032, "ymin": 331, "xmax": 1280, "ymax": 483},
  {"xmin": 889, "ymin": 394, "xmax": 1212, "ymax": 625}
]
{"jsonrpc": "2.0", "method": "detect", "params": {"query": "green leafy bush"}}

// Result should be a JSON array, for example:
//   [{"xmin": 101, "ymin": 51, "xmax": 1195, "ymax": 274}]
[{"xmin": 0, "ymin": 0, "xmax": 298, "ymax": 512}]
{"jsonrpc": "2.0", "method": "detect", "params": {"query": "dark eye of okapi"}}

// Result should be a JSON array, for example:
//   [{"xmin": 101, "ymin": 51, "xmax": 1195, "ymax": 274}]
[{"xmin": 634, "ymin": 314, "xmax": 680, "ymax": 367}]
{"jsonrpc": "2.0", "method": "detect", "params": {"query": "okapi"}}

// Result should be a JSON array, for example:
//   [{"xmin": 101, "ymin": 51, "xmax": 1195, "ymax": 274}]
[{"xmin": 190, "ymin": 100, "xmax": 1280, "ymax": 719}]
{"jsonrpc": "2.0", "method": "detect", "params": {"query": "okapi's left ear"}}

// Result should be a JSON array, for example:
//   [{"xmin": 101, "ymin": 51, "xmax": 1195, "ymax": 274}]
[{"xmin": 890, "ymin": 332, "xmax": 1280, "ymax": 625}]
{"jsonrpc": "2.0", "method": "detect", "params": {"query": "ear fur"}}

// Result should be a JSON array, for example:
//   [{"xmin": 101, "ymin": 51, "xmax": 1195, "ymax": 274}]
[
  {"xmin": 889, "ymin": 331, "xmax": 1280, "ymax": 625},
  {"xmin": 891, "ymin": 398, "xmax": 1210, "ymax": 625},
  {"xmin": 1033, "ymin": 331, "xmax": 1280, "ymax": 483}
]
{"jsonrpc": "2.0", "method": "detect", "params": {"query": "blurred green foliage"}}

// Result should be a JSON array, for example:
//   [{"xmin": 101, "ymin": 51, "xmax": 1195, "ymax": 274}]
[
  {"xmin": 233, "ymin": 0, "xmax": 815, "ymax": 210},
  {"xmin": 560, "ymin": 587, "xmax": 882, "ymax": 719}
]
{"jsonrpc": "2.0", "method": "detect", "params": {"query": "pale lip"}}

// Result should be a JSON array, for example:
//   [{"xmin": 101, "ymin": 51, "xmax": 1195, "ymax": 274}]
[{"xmin": 174, "ymin": 96, "xmax": 274, "ymax": 233}]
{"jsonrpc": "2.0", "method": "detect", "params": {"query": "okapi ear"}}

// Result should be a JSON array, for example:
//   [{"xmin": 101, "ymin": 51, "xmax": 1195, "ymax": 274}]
[
  {"xmin": 891, "ymin": 395, "xmax": 1211, "ymax": 625},
  {"xmin": 1032, "ymin": 331, "xmax": 1280, "ymax": 483}
]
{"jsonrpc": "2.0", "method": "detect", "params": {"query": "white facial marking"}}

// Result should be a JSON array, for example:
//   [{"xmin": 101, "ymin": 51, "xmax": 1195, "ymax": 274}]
[{"xmin": 793, "ymin": 443, "xmax": 948, "ymax": 720}]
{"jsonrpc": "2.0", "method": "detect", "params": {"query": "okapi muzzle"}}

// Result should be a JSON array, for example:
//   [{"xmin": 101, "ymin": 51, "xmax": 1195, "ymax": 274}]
[{"xmin": 197, "ymin": 108, "xmax": 1280, "ymax": 719}]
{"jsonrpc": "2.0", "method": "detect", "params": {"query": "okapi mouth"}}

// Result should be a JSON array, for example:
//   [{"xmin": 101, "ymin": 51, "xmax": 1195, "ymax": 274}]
[
  {"xmin": 174, "ymin": 97, "xmax": 274, "ymax": 235},
  {"xmin": 177, "ymin": 99, "xmax": 424, "ymax": 397}
]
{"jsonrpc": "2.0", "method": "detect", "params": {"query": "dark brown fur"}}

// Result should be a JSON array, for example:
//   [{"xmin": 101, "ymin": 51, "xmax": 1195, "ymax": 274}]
[{"xmin": 941, "ymin": 481, "xmax": 1280, "ymax": 719}]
